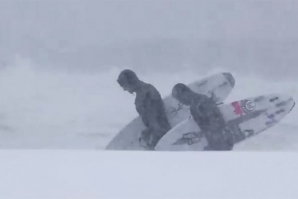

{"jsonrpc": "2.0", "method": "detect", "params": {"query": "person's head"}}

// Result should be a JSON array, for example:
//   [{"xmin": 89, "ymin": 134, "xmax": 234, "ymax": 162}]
[
  {"xmin": 117, "ymin": 69, "xmax": 140, "ymax": 94},
  {"xmin": 172, "ymin": 83, "xmax": 193, "ymax": 105}
]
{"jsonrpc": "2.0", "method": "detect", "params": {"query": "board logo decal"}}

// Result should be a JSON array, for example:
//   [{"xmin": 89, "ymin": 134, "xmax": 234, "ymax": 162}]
[
  {"xmin": 173, "ymin": 132, "xmax": 202, "ymax": 145},
  {"xmin": 218, "ymin": 81, "xmax": 228, "ymax": 88},
  {"xmin": 276, "ymin": 109, "xmax": 285, "ymax": 114},
  {"xmin": 242, "ymin": 129, "xmax": 254, "ymax": 137},
  {"xmin": 265, "ymin": 112, "xmax": 277, "ymax": 126},
  {"xmin": 195, "ymin": 80, "xmax": 208, "ymax": 88},
  {"xmin": 242, "ymin": 100, "xmax": 256, "ymax": 112},
  {"xmin": 254, "ymin": 96, "xmax": 264, "ymax": 102},
  {"xmin": 270, "ymin": 97, "xmax": 279, "ymax": 102},
  {"xmin": 169, "ymin": 103, "xmax": 184, "ymax": 116}
]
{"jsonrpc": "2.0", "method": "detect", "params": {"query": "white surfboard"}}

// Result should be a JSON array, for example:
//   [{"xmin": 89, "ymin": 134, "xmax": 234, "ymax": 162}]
[
  {"xmin": 105, "ymin": 72, "xmax": 235, "ymax": 150},
  {"xmin": 155, "ymin": 94, "xmax": 295, "ymax": 151}
]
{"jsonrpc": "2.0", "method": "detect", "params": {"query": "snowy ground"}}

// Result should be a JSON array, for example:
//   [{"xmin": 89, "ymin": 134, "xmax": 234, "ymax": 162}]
[
  {"xmin": 0, "ymin": 59, "xmax": 298, "ymax": 198},
  {"xmin": 1, "ymin": 150, "xmax": 298, "ymax": 198}
]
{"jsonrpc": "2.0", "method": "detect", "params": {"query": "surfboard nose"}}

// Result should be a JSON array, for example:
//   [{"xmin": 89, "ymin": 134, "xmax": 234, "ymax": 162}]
[{"xmin": 223, "ymin": 72, "xmax": 235, "ymax": 87}]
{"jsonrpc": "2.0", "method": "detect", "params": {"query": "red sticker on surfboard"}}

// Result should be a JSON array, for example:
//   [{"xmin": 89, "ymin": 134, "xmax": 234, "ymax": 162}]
[
  {"xmin": 232, "ymin": 101, "xmax": 243, "ymax": 115},
  {"xmin": 232, "ymin": 100, "xmax": 256, "ymax": 116}
]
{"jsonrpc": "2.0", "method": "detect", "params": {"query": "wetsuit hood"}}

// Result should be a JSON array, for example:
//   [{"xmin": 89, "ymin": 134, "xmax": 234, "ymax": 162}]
[
  {"xmin": 172, "ymin": 83, "xmax": 193, "ymax": 105},
  {"xmin": 117, "ymin": 69, "xmax": 140, "ymax": 91}
]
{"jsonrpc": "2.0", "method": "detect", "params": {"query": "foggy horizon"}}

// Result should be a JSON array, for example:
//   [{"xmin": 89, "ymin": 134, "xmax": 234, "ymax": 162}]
[{"xmin": 0, "ymin": 0, "xmax": 298, "ymax": 79}]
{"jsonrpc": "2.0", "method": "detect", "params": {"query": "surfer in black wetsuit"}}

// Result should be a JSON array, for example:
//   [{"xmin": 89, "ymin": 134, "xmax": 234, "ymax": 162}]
[
  {"xmin": 117, "ymin": 69, "xmax": 171, "ymax": 149},
  {"xmin": 171, "ymin": 83, "xmax": 234, "ymax": 150}
]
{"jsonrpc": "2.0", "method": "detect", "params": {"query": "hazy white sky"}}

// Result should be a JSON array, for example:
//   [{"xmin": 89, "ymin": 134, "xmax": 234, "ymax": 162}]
[
  {"xmin": 1, "ymin": 0, "xmax": 298, "ymax": 45},
  {"xmin": 0, "ymin": 0, "xmax": 298, "ymax": 76}
]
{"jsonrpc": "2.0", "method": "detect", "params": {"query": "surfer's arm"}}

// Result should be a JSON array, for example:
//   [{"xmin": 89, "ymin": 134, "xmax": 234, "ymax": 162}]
[
  {"xmin": 135, "ymin": 90, "xmax": 153, "ymax": 128},
  {"xmin": 139, "ymin": 90, "xmax": 159, "ymax": 129},
  {"xmin": 144, "ymin": 89, "xmax": 162, "ymax": 130}
]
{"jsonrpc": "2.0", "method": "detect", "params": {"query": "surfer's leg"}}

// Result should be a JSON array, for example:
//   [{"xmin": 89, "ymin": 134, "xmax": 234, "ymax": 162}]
[
  {"xmin": 213, "ymin": 130, "xmax": 234, "ymax": 151},
  {"xmin": 140, "ymin": 128, "xmax": 151, "ymax": 147},
  {"xmin": 140, "ymin": 128, "xmax": 163, "ymax": 150},
  {"xmin": 147, "ymin": 127, "xmax": 167, "ymax": 149},
  {"xmin": 202, "ymin": 128, "xmax": 234, "ymax": 151},
  {"xmin": 222, "ymin": 128, "xmax": 234, "ymax": 150}
]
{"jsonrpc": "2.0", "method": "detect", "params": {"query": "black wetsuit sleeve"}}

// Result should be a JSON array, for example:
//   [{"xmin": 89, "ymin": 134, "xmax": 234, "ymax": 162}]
[{"xmin": 136, "ymin": 89, "xmax": 160, "ymax": 129}]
